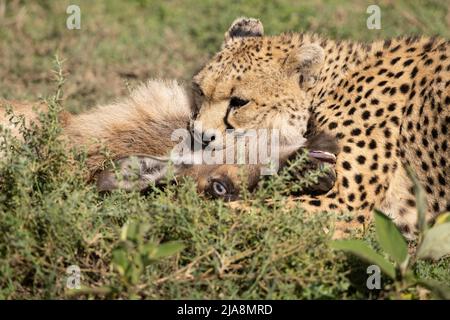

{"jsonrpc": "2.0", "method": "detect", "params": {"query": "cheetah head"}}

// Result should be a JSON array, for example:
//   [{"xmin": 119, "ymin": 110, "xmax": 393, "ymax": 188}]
[{"xmin": 192, "ymin": 17, "xmax": 324, "ymax": 149}]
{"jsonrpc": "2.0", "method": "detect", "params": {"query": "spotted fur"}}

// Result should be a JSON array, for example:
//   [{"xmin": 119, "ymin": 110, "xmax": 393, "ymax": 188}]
[{"xmin": 192, "ymin": 17, "xmax": 450, "ymax": 238}]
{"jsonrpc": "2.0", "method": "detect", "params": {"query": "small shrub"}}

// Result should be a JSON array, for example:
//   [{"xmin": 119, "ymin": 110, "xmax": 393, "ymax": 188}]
[{"xmin": 331, "ymin": 168, "xmax": 450, "ymax": 299}]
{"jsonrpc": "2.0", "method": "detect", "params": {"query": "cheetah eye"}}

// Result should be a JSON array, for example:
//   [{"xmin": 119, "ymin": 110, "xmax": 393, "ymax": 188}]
[
  {"xmin": 192, "ymin": 82, "xmax": 204, "ymax": 97},
  {"xmin": 229, "ymin": 97, "xmax": 249, "ymax": 109}
]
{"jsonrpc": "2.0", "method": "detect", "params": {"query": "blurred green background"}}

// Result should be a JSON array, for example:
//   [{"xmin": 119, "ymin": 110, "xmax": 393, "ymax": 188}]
[{"xmin": 0, "ymin": 0, "xmax": 449, "ymax": 112}]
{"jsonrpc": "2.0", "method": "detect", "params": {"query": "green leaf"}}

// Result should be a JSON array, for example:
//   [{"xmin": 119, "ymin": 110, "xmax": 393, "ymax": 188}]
[
  {"xmin": 330, "ymin": 240, "xmax": 396, "ymax": 279},
  {"xmin": 435, "ymin": 212, "xmax": 450, "ymax": 226},
  {"xmin": 417, "ymin": 278, "xmax": 450, "ymax": 300},
  {"xmin": 111, "ymin": 248, "xmax": 129, "ymax": 276},
  {"xmin": 127, "ymin": 256, "xmax": 143, "ymax": 285},
  {"xmin": 406, "ymin": 166, "xmax": 427, "ymax": 234},
  {"xmin": 126, "ymin": 222, "xmax": 150, "ymax": 243},
  {"xmin": 142, "ymin": 242, "xmax": 158, "ymax": 256},
  {"xmin": 417, "ymin": 223, "xmax": 450, "ymax": 261},
  {"xmin": 374, "ymin": 209, "xmax": 408, "ymax": 264},
  {"xmin": 152, "ymin": 241, "xmax": 185, "ymax": 260},
  {"xmin": 120, "ymin": 223, "xmax": 128, "ymax": 241},
  {"xmin": 141, "ymin": 242, "xmax": 158, "ymax": 266}
]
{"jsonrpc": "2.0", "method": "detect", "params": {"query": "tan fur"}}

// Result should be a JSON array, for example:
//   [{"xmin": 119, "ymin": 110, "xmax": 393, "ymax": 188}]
[
  {"xmin": 0, "ymin": 99, "xmax": 48, "ymax": 137},
  {"xmin": 1, "ymin": 80, "xmax": 191, "ymax": 176},
  {"xmin": 63, "ymin": 80, "xmax": 193, "ymax": 175}
]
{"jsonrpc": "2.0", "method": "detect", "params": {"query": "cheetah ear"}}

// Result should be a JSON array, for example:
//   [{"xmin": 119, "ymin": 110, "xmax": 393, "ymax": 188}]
[
  {"xmin": 284, "ymin": 43, "xmax": 325, "ymax": 89},
  {"xmin": 223, "ymin": 17, "xmax": 264, "ymax": 45},
  {"xmin": 96, "ymin": 155, "xmax": 175, "ymax": 192}
]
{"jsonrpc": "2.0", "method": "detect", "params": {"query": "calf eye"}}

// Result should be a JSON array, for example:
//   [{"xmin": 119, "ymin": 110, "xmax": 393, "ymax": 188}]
[
  {"xmin": 207, "ymin": 178, "xmax": 235, "ymax": 199},
  {"xmin": 212, "ymin": 180, "xmax": 228, "ymax": 196},
  {"xmin": 229, "ymin": 97, "xmax": 249, "ymax": 109}
]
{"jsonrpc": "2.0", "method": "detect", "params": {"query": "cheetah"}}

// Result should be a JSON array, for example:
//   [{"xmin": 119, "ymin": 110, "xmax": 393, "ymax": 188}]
[{"xmin": 191, "ymin": 17, "xmax": 450, "ymax": 238}]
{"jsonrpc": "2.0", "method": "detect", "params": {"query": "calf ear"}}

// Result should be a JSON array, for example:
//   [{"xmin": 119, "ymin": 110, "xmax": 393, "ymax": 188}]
[
  {"xmin": 96, "ymin": 155, "xmax": 173, "ymax": 192},
  {"xmin": 223, "ymin": 17, "xmax": 264, "ymax": 46},
  {"xmin": 284, "ymin": 43, "xmax": 325, "ymax": 89}
]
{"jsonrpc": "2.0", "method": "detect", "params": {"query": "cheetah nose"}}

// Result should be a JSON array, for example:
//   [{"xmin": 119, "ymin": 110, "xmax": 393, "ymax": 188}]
[{"xmin": 201, "ymin": 133, "xmax": 218, "ymax": 148}]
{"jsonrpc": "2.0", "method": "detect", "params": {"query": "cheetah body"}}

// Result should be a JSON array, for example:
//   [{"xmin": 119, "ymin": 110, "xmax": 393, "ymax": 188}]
[{"xmin": 193, "ymin": 18, "xmax": 450, "ymax": 237}]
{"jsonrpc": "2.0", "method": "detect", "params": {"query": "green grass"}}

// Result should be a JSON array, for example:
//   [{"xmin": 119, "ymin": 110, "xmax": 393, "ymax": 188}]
[{"xmin": 0, "ymin": 0, "xmax": 449, "ymax": 299}]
